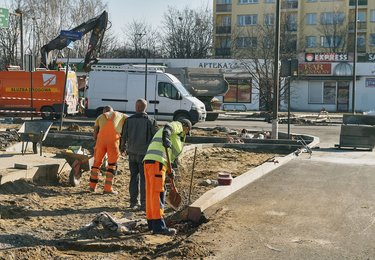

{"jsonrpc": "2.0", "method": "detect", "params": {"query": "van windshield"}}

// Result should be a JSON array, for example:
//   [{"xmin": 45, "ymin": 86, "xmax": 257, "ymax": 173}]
[{"xmin": 174, "ymin": 82, "xmax": 192, "ymax": 97}]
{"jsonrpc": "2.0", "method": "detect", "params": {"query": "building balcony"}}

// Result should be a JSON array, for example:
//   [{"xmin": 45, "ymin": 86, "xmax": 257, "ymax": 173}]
[
  {"xmin": 349, "ymin": 0, "xmax": 367, "ymax": 6},
  {"xmin": 357, "ymin": 45, "xmax": 366, "ymax": 53},
  {"xmin": 216, "ymin": 26, "xmax": 231, "ymax": 34},
  {"xmin": 349, "ymin": 22, "xmax": 367, "ymax": 31},
  {"xmin": 281, "ymin": 1, "xmax": 298, "ymax": 9},
  {"xmin": 216, "ymin": 4, "xmax": 232, "ymax": 12},
  {"xmin": 215, "ymin": 48, "xmax": 231, "ymax": 57}
]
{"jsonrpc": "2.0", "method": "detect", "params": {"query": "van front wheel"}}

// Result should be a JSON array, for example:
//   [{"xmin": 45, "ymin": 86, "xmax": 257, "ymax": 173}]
[
  {"xmin": 41, "ymin": 106, "xmax": 55, "ymax": 120},
  {"xmin": 174, "ymin": 113, "xmax": 191, "ymax": 122}
]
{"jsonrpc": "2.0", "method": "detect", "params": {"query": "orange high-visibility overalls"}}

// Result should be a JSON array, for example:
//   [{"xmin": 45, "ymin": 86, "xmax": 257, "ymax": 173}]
[{"xmin": 89, "ymin": 113, "xmax": 120, "ymax": 192}]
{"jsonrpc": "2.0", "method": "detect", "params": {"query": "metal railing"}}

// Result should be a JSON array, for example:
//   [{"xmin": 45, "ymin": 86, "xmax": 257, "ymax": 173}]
[
  {"xmin": 216, "ymin": 4, "xmax": 232, "ymax": 12},
  {"xmin": 216, "ymin": 26, "xmax": 231, "ymax": 34}
]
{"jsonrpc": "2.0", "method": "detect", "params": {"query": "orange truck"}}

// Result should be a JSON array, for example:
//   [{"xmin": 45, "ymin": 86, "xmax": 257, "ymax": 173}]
[{"xmin": 0, "ymin": 69, "xmax": 79, "ymax": 120}]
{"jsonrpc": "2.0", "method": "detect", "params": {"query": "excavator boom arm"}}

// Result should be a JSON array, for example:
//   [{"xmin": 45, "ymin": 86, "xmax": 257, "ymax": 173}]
[{"xmin": 40, "ymin": 11, "xmax": 108, "ymax": 72}]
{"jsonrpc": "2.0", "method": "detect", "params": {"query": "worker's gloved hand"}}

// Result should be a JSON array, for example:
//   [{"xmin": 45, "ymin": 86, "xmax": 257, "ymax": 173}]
[{"xmin": 163, "ymin": 137, "xmax": 172, "ymax": 148}]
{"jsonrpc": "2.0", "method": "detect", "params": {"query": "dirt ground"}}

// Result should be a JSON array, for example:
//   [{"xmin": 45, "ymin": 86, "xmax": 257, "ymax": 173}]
[{"xmin": 0, "ymin": 123, "xmax": 281, "ymax": 259}]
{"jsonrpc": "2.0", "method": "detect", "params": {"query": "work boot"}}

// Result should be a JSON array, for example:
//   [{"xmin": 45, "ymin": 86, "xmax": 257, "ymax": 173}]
[
  {"xmin": 103, "ymin": 190, "xmax": 118, "ymax": 195},
  {"xmin": 154, "ymin": 228, "xmax": 177, "ymax": 236},
  {"xmin": 129, "ymin": 203, "xmax": 140, "ymax": 211}
]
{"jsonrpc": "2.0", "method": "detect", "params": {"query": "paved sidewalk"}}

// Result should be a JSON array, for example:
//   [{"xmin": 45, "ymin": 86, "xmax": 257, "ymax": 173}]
[{"xmin": 201, "ymin": 146, "xmax": 375, "ymax": 259}]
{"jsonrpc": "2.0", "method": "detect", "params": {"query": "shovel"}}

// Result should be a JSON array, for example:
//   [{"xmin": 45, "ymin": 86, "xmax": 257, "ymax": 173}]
[{"xmin": 165, "ymin": 147, "xmax": 182, "ymax": 210}]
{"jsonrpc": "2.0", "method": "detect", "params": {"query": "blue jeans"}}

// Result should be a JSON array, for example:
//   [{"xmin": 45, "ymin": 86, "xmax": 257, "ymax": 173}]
[{"xmin": 128, "ymin": 154, "xmax": 146, "ymax": 207}]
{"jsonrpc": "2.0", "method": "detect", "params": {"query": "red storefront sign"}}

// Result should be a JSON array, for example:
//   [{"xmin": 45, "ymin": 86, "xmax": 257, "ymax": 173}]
[{"xmin": 298, "ymin": 63, "xmax": 331, "ymax": 75}]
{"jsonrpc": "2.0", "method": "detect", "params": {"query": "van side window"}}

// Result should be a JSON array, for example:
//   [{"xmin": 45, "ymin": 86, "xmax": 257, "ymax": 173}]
[{"xmin": 158, "ymin": 82, "xmax": 179, "ymax": 99}]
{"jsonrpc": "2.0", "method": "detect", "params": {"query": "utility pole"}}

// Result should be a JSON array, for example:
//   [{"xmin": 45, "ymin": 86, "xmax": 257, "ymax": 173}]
[{"xmin": 272, "ymin": 0, "xmax": 281, "ymax": 139}]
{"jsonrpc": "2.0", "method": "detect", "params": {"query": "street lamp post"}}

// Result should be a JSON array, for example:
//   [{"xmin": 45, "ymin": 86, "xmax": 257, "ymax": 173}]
[
  {"xmin": 352, "ymin": 0, "xmax": 358, "ymax": 114},
  {"xmin": 136, "ymin": 33, "xmax": 148, "ymax": 100},
  {"xmin": 15, "ymin": 8, "xmax": 23, "ymax": 70},
  {"xmin": 272, "ymin": 0, "xmax": 281, "ymax": 139}
]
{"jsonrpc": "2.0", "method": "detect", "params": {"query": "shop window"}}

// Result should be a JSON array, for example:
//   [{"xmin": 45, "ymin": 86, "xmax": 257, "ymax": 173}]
[
  {"xmin": 223, "ymin": 79, "xmax": 252, "ymax": 103},
  {"xmin": 308, "ymin": 81, "xmax": 336, "ymax": 104}
]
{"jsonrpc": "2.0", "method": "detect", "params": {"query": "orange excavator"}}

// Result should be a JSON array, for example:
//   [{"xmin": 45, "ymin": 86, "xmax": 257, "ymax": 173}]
[{"xmin": 40, "ymin": 10, "xmax": 108, "ymax": 72}]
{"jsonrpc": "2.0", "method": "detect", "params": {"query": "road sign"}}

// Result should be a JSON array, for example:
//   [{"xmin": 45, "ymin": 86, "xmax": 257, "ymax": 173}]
[
  {"xmin": 60, "ymin": 30, "xmax": 83, "ymax": 40},
  {"xmin": 67, "ymin": 40, "xmax": 75, "ymax": 50},
  {"xmin": 0, "ymin": 8, "xmax": 9, "ymax": 28}
]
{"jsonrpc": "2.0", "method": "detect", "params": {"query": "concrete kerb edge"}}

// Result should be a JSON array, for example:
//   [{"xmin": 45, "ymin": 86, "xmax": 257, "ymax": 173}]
[{"xmin": 185, "ymin": 133, "xmax": 319, "ymax": 222}]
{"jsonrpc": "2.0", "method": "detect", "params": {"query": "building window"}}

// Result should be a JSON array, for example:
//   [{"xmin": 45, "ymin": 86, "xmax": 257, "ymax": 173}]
[
  {"xmin": 236, "ymin": 37, "xmax": 257, "ymax": 48},
  {"xmin": 217, "ymin": 0, "xmax": 232, "ymax": 4},
  {"xmin": 305, "ymin": 13, "xmax": 317, "ymax": 25},
  {"xmin": 357, "ymin": 35, "xmax": 366, "ymax": 47},
  {"xmin": 306, "ymin": 0, "xmax": 317, "ymax": 2},
  {"xmin": 370, "ymin": 34, "xmax": 375, "ymax": 45},
  {"xmin": 358, "ymin": 10, "xmax": 366, "ymax": 22},
  {"xmin": 306, "ymin": 36, "xmax": 317, "ymax": 48},
  {"xmin": 371, "ymin": 10, "xmax": 375, "ymax": 22},
  {"xmin": 224, "ymin": 79, "xmax": 252, "ymax": 103},
  {"xmin": 320, "ymin": 12, "xmax": 345, "ymax": 25},
  {"xmin": 265, "ymin": 0, "xmax": 275, "ymax": 3},
  {"xmin": 264, "ymin": 13, "xmax": 275, "ymax": 25},
  {"xmin": 308, "ymin": 81, "xmax": 336, "ymax": 104},
  {"xmin": 239, "ymin": 0, "xmax": 258, "ymax": 3},
  {"xmin": 321, "ymin": 36, "xmax": 343, "ymax": 48},
  {"xmin": 238, "ymin": 15, "xmax": 258, "ymax": 26},
  {"xmin": 219, "ymin": 37, "xmax": 231, "ymax": 48},
  {"xmin": 286, "ymin": 14, "xmax": 298, "ymax": 31}
]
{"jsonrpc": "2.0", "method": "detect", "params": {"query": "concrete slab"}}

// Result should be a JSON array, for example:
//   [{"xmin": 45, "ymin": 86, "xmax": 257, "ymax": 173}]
[{"xmin": 0, "ymin": 147, "xmax": 70, "ymax": 185}]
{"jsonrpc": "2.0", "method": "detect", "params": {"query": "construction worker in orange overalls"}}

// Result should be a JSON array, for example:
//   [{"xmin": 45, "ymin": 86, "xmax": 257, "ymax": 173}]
[
  {"xmin": 89, "ymin": 105, "xmax": 127, "ymax": 194},
  {"xmin": 143, "ymin": 119, "xmax": 192, "ymax": 236}
]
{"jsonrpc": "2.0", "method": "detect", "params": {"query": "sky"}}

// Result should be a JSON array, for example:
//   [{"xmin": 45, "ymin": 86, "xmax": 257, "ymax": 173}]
[
  {"xmin": 107, "ymin": 0, "xmax": 212, "ymax": 35},
  {"xmin": 0, "ymin": 0, "xmax": 213, "ymax": 36}
]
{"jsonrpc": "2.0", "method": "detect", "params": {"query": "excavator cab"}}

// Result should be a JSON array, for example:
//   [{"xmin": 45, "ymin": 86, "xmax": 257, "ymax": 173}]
[{"xmin": 40, "ymin": 11, "xmax": 108, "ymax": 72}]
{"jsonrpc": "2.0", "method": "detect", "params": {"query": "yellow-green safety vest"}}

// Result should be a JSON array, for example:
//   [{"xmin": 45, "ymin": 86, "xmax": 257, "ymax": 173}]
[{"xmin": 143, "ymin": 121, "xmax": 186, "ymax": 166}]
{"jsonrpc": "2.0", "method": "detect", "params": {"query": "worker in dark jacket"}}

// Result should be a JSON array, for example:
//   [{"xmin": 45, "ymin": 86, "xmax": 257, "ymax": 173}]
[
  {"xmin": 120, "ymin": 99, "xmax": 158, "ymax": 210},
  {"xmin": 143, "ymin": 118, "xmax": 192, "ymax": 236}
]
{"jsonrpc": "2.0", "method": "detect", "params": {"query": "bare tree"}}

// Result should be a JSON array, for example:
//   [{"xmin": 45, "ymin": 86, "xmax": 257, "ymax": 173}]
[
  {"xmin": 162, "ymin": 5, "xmax": 212, "ymax": 58},
  {"xmin": 232, "ymin": 21, "xmax": 295, "ymax": 111},
  {"xmin": 316, "ymin": 10, "xmax": 348, "ymax": 53},
  {"xmin": 122, "ymin": 20, "xmax": 161, "ymax": 58},
  {"xmin": 0, "ymin": 0, "xmax": 113, "ymax": 69},
  {"xmin": 0, "ymin": 14, "xmax": 21, "ymax": 69}
]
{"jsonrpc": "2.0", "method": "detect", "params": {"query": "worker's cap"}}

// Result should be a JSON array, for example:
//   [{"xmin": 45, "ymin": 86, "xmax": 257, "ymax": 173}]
[{"xmin": 179, "ymin": 119, "xmax": 192, "ymax": 135}]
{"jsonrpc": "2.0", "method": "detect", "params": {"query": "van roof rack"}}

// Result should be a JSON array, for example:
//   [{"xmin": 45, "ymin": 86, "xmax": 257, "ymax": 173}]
[
  {"xmin": 91, "ymin": 64, "xmax": 165, "ymax": 72},
  {"xmin": 6, "ymin": 65, "xmax": 21, "ymax": 71}
]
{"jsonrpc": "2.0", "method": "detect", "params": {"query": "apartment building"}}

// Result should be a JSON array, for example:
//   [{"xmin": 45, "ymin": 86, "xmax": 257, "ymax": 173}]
[
  {"xmin": 213, "ymin": 0, "xmax": 375, "ymax": 113},
  {"xmin": 214, "ymin": 0, "xmax": 375, "ymax": 58}
]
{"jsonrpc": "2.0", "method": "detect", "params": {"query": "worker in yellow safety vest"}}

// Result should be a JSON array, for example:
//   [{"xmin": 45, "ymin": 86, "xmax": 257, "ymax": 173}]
[
  {"xmin": 89, "ymin": 105, "xmax": 127, "ymax": 194},
  {"xmin": 143, "ymin": 119, "xmax": 192, "ymax": 236}
]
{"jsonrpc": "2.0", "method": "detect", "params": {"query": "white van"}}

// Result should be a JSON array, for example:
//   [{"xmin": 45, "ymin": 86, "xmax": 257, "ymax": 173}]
[{"xmin": 85, "ymin": 65, "xmax": 206, "ymax": 124}]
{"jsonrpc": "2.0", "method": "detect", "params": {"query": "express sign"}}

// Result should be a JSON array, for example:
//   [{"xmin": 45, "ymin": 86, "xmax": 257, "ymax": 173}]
[{"xmin": 305, "ymin": 52, "xmax": 348, "ymax": 62}]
